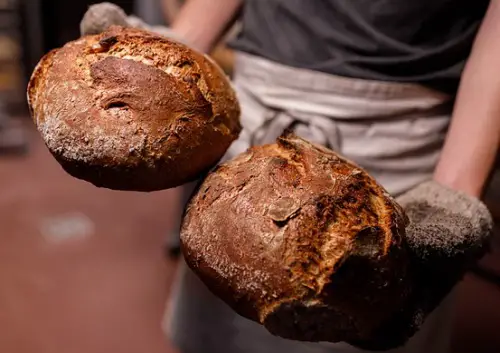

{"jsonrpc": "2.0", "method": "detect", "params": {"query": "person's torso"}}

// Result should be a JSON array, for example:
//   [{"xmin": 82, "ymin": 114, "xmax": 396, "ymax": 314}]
[{"xmin": 229, "ymin": 0, "xmax": 490, "ymax": 94}]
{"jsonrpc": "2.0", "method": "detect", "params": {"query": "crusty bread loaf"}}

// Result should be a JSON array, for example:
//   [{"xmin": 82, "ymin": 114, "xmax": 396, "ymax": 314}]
[
  {"xmin": 181, "ymin": 131, "xmax": 412, "ymax": 343},
  {"xmin": 27, "ymin": 26, "xmax": 241, "ymax": 191}
]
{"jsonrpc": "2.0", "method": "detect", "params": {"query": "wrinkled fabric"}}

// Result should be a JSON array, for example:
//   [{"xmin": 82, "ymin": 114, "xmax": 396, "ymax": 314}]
[{"xmin": 225, "ymin": 52, "xmax": 453, "ymax": 196}]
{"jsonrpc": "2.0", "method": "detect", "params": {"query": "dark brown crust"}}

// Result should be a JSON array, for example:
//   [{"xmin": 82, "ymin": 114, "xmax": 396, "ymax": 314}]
[
  {"xmin": 180, "ymin": 132, "xmax": 412, "ymax": 343},
  {"xmin": 27, "ymin": 26, "xmax": 241, "ymax": 191}
]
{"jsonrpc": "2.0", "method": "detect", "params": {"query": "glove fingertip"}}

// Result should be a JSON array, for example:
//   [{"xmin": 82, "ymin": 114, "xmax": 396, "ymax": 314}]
[{"xmin": 80, "ymin": 2, "xmax": 129, "ymax": 36}]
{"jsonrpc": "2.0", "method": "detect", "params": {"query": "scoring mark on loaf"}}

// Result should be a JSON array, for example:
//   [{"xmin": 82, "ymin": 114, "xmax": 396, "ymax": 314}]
[{"xmin": 83, "ymin": 31, "xmax": 222, "ymax": 123}]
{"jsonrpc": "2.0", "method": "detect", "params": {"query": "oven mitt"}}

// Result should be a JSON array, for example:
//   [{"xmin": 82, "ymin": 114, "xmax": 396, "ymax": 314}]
[
  {"xmin": 79, "ymin": 2, "xmax": 189, "ymax": 45},
  {"xmin": 349, "ymin": 180, "xmax": 493, "ymax": 351}
]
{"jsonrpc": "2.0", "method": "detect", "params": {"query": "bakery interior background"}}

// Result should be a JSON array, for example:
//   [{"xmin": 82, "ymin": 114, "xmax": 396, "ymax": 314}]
[{"xmin": 0, "ymin": 0, "xmax": 499, "ymax": 352}]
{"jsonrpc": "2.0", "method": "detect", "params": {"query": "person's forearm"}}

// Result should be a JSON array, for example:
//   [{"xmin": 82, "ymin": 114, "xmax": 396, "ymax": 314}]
[
  {"xmin": 162, "ymin": 0, "xmax": 182, "ymax": 24},
  {"xmin": 166, "ymin": 0, "xmax": 242, "ymax": 53},
  {"xmin": 433, "ymin": 1, "xmax": 500, "ymax": 198}
]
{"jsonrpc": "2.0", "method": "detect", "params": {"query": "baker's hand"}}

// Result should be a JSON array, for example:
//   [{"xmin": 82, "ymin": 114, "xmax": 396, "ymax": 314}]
[
  {"xmin": 80, "ymin": 2, "xmax": 189, "ymax": 45},
  {"xmin": 349, "ymin": 180, "xmax": 493, "ymax": 351},
  {"xmin": 398, "ymin": 180, "xmax": 491, "ymax": 286}
]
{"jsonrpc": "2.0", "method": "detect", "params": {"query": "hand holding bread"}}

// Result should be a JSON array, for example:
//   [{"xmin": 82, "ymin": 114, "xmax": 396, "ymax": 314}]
[
  {"xmin": 26, "ymin": 3, "xmax": 493, "ymax": 350},
  {"xmin": 180, "ymin": 132, "xmax": 492, "ymax": 349}
]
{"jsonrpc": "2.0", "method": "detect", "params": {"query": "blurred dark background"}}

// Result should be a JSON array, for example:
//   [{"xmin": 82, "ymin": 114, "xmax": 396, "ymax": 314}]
[{"xmin": 0, "ymin": 1, "xmax": 499, "ymax": 353}]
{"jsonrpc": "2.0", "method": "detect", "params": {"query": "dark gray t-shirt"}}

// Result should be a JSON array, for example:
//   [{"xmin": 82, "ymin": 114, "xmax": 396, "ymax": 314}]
[{"xmin": 229, "ymin": 0, "xmax": 489, "ymax": 94}]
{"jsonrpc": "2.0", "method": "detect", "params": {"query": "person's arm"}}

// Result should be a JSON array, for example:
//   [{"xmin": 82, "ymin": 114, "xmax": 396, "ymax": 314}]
[
  {"xmin": 433, "ymin": 1, "xmax": 500, "ymax": 198},
  {"xmin": 165, "ymin": 0, "xmax": 242, "ymax": 53},
  {"xmin": 162, "ymin": 0, "xmax": 183, "ymax": 24}
]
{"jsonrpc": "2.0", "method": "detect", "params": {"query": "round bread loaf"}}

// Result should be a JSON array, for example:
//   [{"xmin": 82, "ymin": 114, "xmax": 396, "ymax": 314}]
[
  {"xmin": 181, "ymin": 131, "xmax": 413, "ymax": 343},
  {"xmin": 27, "ymin": 26, "xmax": 241, "ymax": 191}
]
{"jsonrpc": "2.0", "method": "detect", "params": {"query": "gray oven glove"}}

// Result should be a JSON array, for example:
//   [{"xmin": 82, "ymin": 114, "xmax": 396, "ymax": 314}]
[
  {"xmin": 79, "ymin": 2, "xmax": 189, "ymax": 46},
  {"xmin": 349, "ymin": 180, "xmax": 493, "ymax": 351}
]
